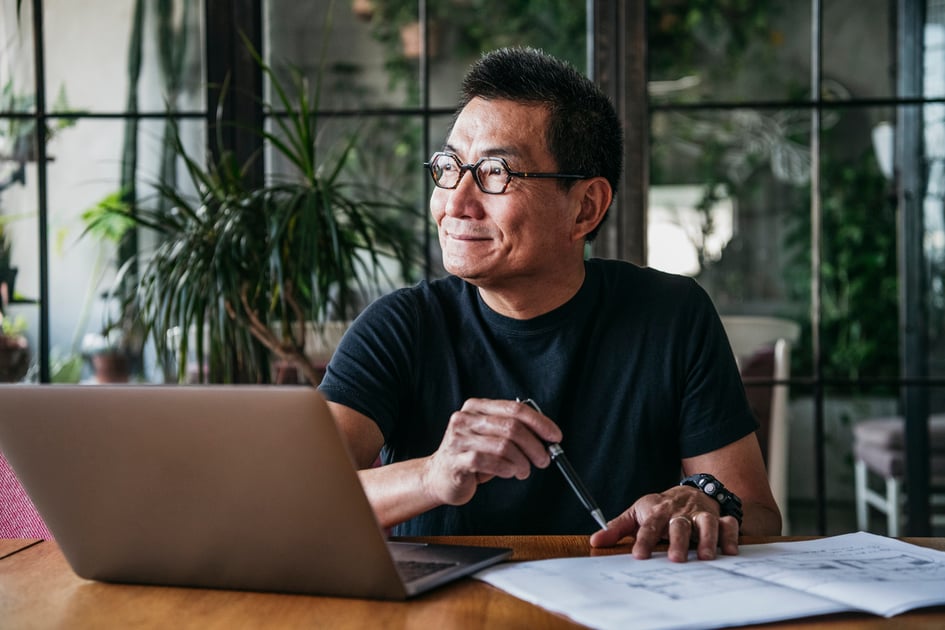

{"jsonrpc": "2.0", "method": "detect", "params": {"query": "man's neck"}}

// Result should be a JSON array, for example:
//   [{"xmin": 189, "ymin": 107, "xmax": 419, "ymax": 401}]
[{"xmin": 474, "ymin": 264, "xmax": 586, "ymax": 320}]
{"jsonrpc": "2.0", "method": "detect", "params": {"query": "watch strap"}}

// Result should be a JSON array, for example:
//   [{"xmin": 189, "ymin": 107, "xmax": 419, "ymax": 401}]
[{"xmin": 679, "ymin": 473, "xmax": 743, "ymax": 526}]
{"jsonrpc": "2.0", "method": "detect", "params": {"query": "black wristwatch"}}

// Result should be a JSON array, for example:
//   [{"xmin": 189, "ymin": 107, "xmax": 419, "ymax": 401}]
[{"xmin": 679, "ymin": 473, "xmax": 743, "ymax": 527}]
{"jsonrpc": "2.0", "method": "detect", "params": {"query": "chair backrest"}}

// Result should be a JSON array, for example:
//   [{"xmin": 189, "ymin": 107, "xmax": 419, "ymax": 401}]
[
  {"xmin": 0, "ymin": 448, "xmax": 52, "ymax": 539},
  {"xmin": 720, "ymin": 316, "xmax": 800, "ymax": 533}
]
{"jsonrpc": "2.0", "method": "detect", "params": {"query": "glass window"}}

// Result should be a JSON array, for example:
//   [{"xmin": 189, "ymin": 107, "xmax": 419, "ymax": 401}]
[
  {"xmin": 823, "ymin": 0, "xmax": 896, "ymax": 101},
  {"xmin": 428, "ymin": 1, "xmax": 587, "ymax": 108},
  {"xmin": 648, "ymin": 2, "xmax": 804, "ymax": 104},
  {"xmin": 44, "ymin": 0, "xmax": 204, "ymax": 113},
  {"xmin": 648, "ymin": 107, "xmax": 810, "ymax": 317},
  {"xmin": 646, "ymin": 1, "xmax": 944, "ymax": 533},
  {"xmin": 1, "ymin": 0, "xmax": 206, "ymax": 384},
  {"xmin": 266, "ymin": 1, "xmax": 414, "ymax": 108}
]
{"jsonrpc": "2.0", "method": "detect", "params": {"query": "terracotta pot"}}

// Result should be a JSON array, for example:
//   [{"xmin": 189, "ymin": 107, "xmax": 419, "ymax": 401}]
[
  {"xmin": 352, "ymin": 0, "xmax": 375, "ymax": 21},
  {"xmin": 0, "ymin": 335, "xmax": 30, "ymax": 382},
  {"xmin": 92, "ymin": 352, "xmax": 130, "ymax": 383},
  {"xmin": 399, "ymin": 21, "xmax": 440, "ymax": 59}
]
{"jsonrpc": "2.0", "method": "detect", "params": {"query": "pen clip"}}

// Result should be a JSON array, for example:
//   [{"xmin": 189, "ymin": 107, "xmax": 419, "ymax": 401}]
[
  {"xmin": 516, "ymin": 397, "xmax": 542, "ymax": 413},
  {"xmin": 516, "ymin": 397, "xmax": 558, "ymax": 452}
]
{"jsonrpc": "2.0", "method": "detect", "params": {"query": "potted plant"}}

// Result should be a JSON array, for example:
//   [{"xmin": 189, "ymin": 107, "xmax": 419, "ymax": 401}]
[
  {"xmin": 1, "ymin": 80, "xmax": 77, "ymax": 164},
  {"xmin": 75, "ymin": 287, "xmax": 144, "ymax": 384},
  {"xmin": 351, "ymin": 0, "xmax": 375, "ymax": 21},
  {"xmin": 365, "ymin": 0, "xmax": 446, "ymax": 81},
  {"xmin": 0, "ymin": 309, "xmax": 29, "ymax": 382},
  {"xmin": 80, "ymin": 327, "xmax": 135, "ymax": 383},
  {"xmin": 77, "ymin": 190, "xmax": 145, "ymax": 383},
  {"xmin": 112, "ymin": 38, "xmax": 421, "ymax": 384},
  {"xmin": 0, "ymin": 223, "xmax": 15, "ymax": 302}
]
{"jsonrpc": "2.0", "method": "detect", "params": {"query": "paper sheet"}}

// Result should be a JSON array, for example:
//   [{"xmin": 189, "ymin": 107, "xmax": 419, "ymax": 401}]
[{"xmin": 474, "ymin": 532, "xmax": 945, "ymax": 630}]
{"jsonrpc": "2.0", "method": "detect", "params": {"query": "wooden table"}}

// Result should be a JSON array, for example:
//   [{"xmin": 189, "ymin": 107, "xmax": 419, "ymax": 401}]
[
  {"xmin": 1, "ymin": 536, "xmax": 944, "ymax": 629},
  {"xmin": 0, "ymin": 538, "xmax": 40, "ymax": 559}
]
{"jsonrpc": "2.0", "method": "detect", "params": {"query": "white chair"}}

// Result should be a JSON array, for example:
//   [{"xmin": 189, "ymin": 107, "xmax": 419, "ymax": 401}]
[
  {"xmin": 721, "ymin": 316, "xmax": 801, "ymax": 534},
  {"xmin": 853, "ymin": 415, "xmax": 945, "ymax": 536}
]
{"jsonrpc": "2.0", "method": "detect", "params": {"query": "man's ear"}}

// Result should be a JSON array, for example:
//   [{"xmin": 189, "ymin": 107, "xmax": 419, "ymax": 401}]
[{"xmin": 572, "ymin": 177, "xmax": 613, "ymax": 242}]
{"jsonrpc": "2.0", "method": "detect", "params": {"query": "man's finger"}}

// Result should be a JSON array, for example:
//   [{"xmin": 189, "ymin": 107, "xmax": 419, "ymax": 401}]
[
  {"xmin": 666, "ymin": 515, "xmax": 693, "ymax": 562},
  {"xmin": 589, "ymin": 511, "xmax": 639, "ymax": 548},
  {"xmin": 690, "ymin": 511, "xmax": 718, "ymax": 560}
]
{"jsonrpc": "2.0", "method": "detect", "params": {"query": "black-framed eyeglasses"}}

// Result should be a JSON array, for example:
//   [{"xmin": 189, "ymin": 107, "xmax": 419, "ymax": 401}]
[{"xmin": 423, "ymin": 152, "xmax": 590, "ymax": 195}]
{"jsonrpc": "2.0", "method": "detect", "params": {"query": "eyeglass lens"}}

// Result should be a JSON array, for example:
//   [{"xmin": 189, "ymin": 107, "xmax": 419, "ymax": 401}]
[{"xmin": 428, "ymin": 154, "xmax": 511, "ymax": 194}]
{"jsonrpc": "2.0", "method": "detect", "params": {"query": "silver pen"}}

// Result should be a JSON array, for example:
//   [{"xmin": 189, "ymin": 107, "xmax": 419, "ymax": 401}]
[{"xmin": 517, "ymin": 397, "xmax": 608, "ymax": 530}]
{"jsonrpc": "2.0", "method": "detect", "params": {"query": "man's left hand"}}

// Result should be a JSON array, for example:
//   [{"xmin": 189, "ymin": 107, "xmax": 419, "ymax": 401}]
[{"xmin": 588, "ymin": 485, "xmax": 739, "ymax": 562}]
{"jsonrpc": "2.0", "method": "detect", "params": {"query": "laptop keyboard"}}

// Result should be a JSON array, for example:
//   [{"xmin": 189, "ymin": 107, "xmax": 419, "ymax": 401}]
[{"xmin": 396, "ymin": 560, "xmax": 459, "ymax": 581}]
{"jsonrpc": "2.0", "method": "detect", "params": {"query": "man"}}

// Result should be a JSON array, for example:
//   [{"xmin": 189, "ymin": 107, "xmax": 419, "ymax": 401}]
[{"xmin": 319, "ymin": 47, "xmax": 781, "ymax": 562}]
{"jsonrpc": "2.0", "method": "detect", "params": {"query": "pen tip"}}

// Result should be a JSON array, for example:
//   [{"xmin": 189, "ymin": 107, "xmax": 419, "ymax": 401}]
[{"xmin": 592, "ymin": 510, "xmax": 608, "ymax": 531}]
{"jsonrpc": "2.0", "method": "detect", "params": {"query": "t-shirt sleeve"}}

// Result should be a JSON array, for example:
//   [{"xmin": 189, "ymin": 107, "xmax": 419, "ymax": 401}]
[
  {"xmin": 676, "ymin": 280, "xmax": 759, "ymax": 458},
  {"xmin": 317, "ymin": 289, "xmax": 417, "ymax": 441}
]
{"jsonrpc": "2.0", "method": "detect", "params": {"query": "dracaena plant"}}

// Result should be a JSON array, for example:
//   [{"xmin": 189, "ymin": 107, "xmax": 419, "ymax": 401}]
[{"xmin": 117, "ymin": 36, "xmax": 421, "ymax": 384}]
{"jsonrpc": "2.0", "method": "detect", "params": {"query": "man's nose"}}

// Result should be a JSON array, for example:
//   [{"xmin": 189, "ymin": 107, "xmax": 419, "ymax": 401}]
[{"xmin": 443, "ymin": 170, "xmax": 485, "ymax": 217}]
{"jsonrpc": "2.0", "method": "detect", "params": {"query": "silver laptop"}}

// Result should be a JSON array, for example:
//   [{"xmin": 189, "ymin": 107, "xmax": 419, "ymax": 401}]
[{"xmin": 0, "ymin": 385, "xmax": 511, "ymax": 599}]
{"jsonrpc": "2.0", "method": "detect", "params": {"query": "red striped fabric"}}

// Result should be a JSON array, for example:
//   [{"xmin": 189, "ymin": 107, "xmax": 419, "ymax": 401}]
[{"xmin": 0, "ymin": 450, "xmax": 52, "ymax": 539}]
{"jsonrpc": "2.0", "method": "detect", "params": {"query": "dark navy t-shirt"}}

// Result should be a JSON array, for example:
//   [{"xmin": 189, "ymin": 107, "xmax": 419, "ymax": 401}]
[{"xmin": 318, "ymin": 258, "xmax": 756, "ymax": 535}]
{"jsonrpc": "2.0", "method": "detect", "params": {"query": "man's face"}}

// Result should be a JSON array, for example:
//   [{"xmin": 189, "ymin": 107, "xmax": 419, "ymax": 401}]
[{"xmin": 430, "ymin": 97, "xmax": 585, "ymax": 289}]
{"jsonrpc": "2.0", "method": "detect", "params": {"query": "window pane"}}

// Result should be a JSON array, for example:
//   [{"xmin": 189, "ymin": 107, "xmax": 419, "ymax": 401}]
[
  {"xmin": 819, "ymin": 107, "xmax": 898, "ymax": 382},
  {"xmin": 649, "ymin": 2, "xmax": 894, "ymax": 105},
  {"xmin": 823, "ymin": 0, "xmax": 896, "ymax": 101},
  {"xmin": 267, "ymin": 2, "xmax": 588, "ymax": 111},
  {"xmin": 266, "ymin": 0, "xmax": 418, "ymax": 109},
  {"xmin": 648, "ymin": 2, "xmax": 803, "ymax": 104},
  {"xmin": 648, "ymin": 107, "xmax": 810, "ymax": 325},
  {"xmin": 46, "ymin": 119, "xmax": 127, "ymax": 382},
  {"xmin": 43, "ymin": 0, "xmax": 205, "ymax": 113},
  {"xmin": 1, "ymin": 0, "xmax": 37, "ymax": 168},
  {"xmin": 649, "ymin": 105, "xmax": 899, "ymax": 385},
  {"xmin": 429, "ymin": 1, "xmax": 587, "ymax": 109},
  {"xmin": 928, "ymin": 0, "xmax": 945, "ymax": 99},
  {"xmin": 40, "ymin": 118, "xmax": 203, "ymax": 383}
]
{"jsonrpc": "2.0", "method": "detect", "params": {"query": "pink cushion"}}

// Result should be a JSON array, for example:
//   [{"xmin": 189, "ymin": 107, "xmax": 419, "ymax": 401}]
[
  {"xmin": 854, "ymin": 415, "xmax": 945, "ymax": 451},
  {"xmin": 855, "ymin": 441, "xmax": 945, "ymax": 478},
  {"xmin": 0, "ymin": 449, "xmax": 52, "ymax": 539}
]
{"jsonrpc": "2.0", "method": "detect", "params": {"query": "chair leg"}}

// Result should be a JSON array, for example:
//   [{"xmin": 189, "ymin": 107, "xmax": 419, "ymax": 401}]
[
  {"xmin": 886, "ymin": 477, "xmax": 901, "ymax": 537},
  {"xmin": 855, "ymin": 459, "xmax": 868, "ymax": 531}
]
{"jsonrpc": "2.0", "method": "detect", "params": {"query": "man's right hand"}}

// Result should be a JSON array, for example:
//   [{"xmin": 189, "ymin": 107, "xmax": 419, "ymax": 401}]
[{"xmin": 420, "ymin": 398, "xmax": 563, "ymax": 507}]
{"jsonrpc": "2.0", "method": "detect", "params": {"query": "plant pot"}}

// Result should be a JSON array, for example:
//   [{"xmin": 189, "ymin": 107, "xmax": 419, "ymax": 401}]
[
  {"xmin": 0, "ymin": 334, "xmax": 30, "ymax": 382},
  {"xmin": 91, "ymin": 351, "xmax": 131, "ymax": 383},
  {"xmin": 0, "ymin": 267, "xmax": 18, "ymax": 302},
  {"xmin": 352, "ymin": 0, "xmax": 375, "ymax": 21},
  {"xmin": 399, "ymin": 20, "xmax": 440, "ymax": 59}
]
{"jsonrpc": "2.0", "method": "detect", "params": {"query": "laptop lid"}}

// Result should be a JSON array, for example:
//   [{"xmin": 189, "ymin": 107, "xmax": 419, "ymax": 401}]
[{"xmin": 0, "ymin": 385, "xmax": 510, "ymax": 599}]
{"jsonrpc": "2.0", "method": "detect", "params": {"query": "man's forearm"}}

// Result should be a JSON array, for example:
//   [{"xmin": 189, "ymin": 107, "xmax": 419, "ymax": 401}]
[{"xmin": 358, "ymin": 457, "xmax": 441, "ymax": 530}]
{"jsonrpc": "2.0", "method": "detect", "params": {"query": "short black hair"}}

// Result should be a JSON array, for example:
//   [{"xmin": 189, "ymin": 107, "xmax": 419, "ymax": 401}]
[{"xmin": 458, "ymin": 47, "xmax": 623, "ymax": 241}]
